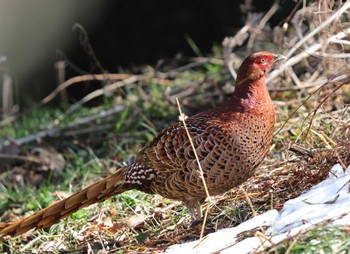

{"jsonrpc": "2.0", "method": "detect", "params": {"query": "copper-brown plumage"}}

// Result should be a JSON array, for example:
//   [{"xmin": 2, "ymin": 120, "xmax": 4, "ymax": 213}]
[{"xmin": 0, "ymin": 51, "xmax": 285, "ymax": 239}]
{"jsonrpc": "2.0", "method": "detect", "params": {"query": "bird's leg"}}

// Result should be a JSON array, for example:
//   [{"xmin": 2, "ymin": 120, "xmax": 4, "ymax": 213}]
[
  {"xmin": 187, "ymin": 200, "xmax": 203, "ymax": 220},
  {"xmin": 195, "ymin": 200, "xmax": 203, "ymax": 218}
]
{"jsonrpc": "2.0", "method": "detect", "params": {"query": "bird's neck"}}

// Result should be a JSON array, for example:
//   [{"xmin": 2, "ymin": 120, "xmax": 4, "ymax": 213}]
[{"xmin": 226, "ymin": 76, "xmax": 273, "ymax": 113}]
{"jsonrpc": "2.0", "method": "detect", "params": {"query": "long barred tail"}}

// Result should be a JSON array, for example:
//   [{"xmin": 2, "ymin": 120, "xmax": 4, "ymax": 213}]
[{"xmin": 0, "ymin": 167, "xmax": 129, "ymax": 239}]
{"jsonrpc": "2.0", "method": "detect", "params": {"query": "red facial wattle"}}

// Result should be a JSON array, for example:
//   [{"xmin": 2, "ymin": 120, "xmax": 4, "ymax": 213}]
[{"xmin": 254, "ymin": 55, "xmax": 274, "ymax": 70}]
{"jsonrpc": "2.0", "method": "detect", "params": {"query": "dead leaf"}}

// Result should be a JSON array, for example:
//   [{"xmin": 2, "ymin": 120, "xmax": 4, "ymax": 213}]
[
  {"xmin": 124, "ymin": 214, "xmax": 149, "ymax": 228},
  {"xmin": 32, "ymin": 147, "xmax": 65, "ymax": 172}
]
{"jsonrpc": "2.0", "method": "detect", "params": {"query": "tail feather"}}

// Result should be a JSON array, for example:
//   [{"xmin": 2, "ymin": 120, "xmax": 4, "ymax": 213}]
[{"xmin": 0, "ymin": 168, "xmax": 128, "ymax": 239}]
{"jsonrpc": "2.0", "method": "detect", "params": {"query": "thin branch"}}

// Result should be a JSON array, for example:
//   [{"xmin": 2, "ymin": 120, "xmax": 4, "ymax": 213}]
[
  {"xmin": 4, "ymin": 105, "xmax": 124, "ymax": 146},
  {"xmin": 40, "ymin": 74, "xmax": 129, "ymax": 105},
  {"xmin": 54, "ymin": 76, "xmax": 140, "ymax": 124},
  {"xmin": 273, "ymin": 77, "xmax": 338, "ymax": 138},
  {"xmin": 303, "ymin": 82, "xmax": 347, "ymax": 142},
  {"xmin": 73, "ymin": 24, "xmax": 107, "ymax": 76},
  {"xmin": 268, "ymin": 28, "xmax": 350, "ymax": 82},
  {"xmin": 312, "ymin": 52, "xmax": 350, "ymax": 58},
  {"xmin": 247, "ymin": 3, "xmax": 279, "ymax": 49},
  {"xmin": 0, "ymin": 154, "xmax": 42, "ymax": 164},
  {"xmin": 175, "ymin": 98, "xmax": 211, "ymax": 202},
  {"xmin": 176, "ymin": 98, "xmax": 212, "ymax": 246},
  {"xmin": 40, "ymin": 73, "xmax": 168, "ymax": 105},
  {"xmin": 285, "ymin": 1, "xmax": 350, "ymax": 59}
]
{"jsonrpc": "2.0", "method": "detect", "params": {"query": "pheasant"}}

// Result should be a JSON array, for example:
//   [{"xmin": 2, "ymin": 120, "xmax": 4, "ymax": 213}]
[{"xmin": 0, "ymin": 51, "xmax": 285, "ymax": 239}]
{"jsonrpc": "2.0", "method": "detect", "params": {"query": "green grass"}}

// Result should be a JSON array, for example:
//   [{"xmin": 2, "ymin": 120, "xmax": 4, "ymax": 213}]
[
  {"xmin": 0, "ymin": 108, "xmax": 63, "ymax": 138},
  {"xmin": 270, "ymin": 225, "xmax": 350, "ymax": 253}
]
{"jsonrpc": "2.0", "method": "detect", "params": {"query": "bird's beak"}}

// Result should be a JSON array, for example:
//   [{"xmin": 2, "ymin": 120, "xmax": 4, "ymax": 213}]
[{"xmin": 273, "ymin": 54, "xmax": 286, "ymax": 62}]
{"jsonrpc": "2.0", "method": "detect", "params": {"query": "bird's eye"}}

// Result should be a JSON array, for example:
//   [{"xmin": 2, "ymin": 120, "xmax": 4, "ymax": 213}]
[{"xmin": 258, "ymin": 58, "xmax": 267, "ymax": 65}]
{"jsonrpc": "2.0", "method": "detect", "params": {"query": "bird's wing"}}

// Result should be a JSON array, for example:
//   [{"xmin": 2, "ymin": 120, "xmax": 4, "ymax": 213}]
[{"xmin": 139, "ymin": 114, "xmax": 240, "ymax": 174}]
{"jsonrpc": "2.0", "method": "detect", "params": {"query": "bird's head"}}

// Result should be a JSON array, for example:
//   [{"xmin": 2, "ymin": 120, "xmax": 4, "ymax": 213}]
[{"xmin": 236, "ymin": 51, "xmax": 285, "ymax": 85}]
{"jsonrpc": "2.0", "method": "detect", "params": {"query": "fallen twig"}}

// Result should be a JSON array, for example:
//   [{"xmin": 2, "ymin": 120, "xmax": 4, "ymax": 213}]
[
  {"xmin": 40, "ymin": 74, "xmax": 171, "ymax": 106},
  {"xmin": 0, "ymin": 153, "xmax": 42, "ymax": 164},
  {"xmin": 2, "ymin": 105, "xmax": 124, "ymax": 146}
]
